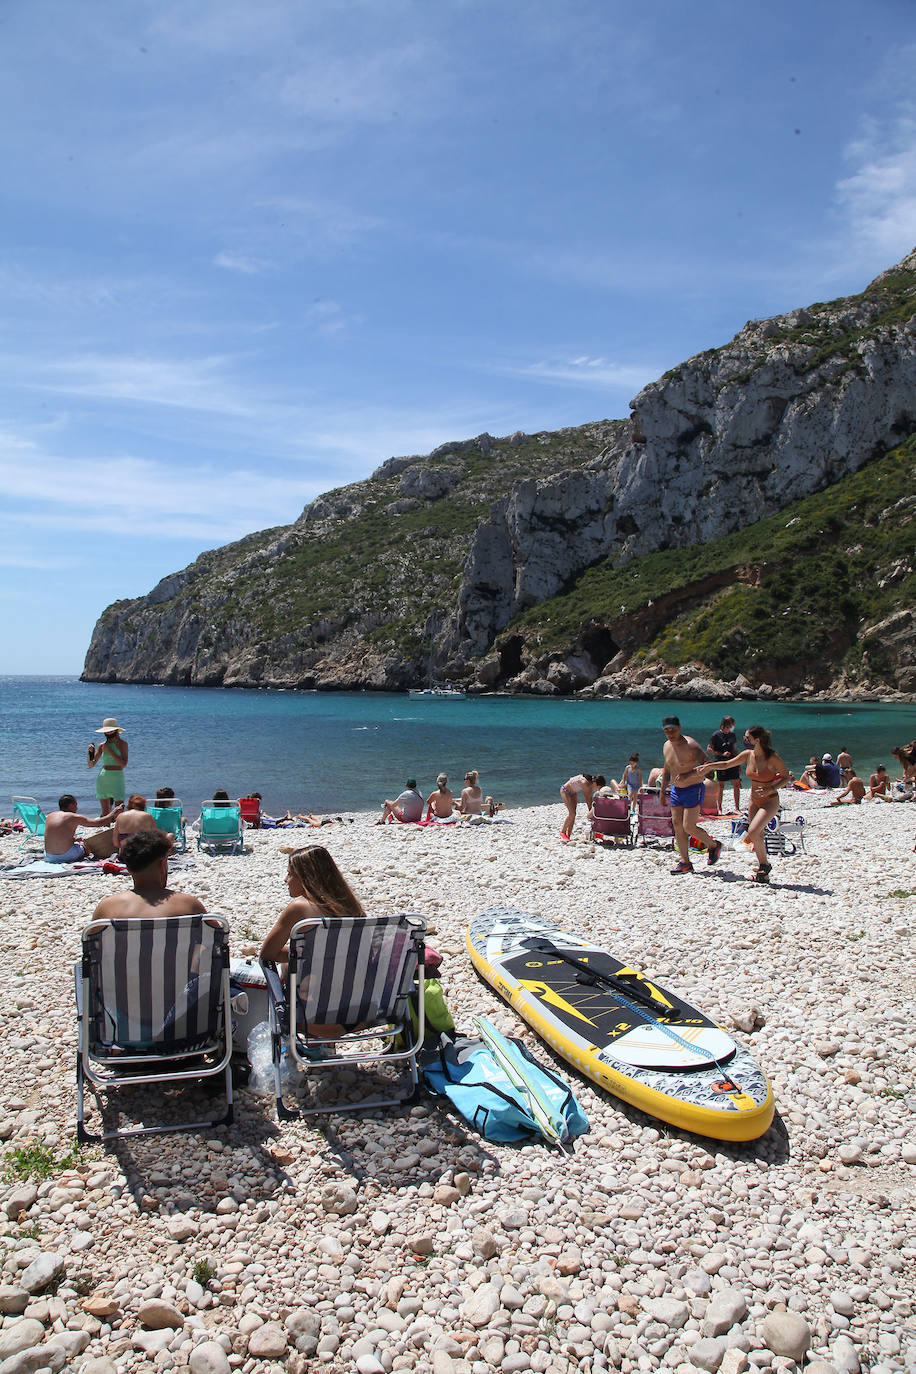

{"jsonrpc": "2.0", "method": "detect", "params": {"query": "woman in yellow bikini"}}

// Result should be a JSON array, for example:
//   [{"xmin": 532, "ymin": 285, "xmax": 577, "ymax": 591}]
[{"xmin": 697, "ymin": 726, "xmax": 789, "ymax": 883}]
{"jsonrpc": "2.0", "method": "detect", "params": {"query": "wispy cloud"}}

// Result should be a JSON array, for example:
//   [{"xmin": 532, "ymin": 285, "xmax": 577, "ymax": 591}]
[
  {"xmin": 0, "ymin": 437, "xmax": 318, "ymax": 547},
  {"xmin": 274, "ymin": 42, "xmax": 432, "ymax": 127},
  {"xmin": 255, "ymin": 194, "xmax": 390, "ymax": 249},
  {"xmin": 0, "ymin": 540, "xmax": 74, "ymax": 572},
  {"xmin": 13, "ymin": 352, "xmax": 259, "ymax": 419},
  {"xmin": 304, "ymin": 300, "xmax": 354, "ymax": 339},
  {"xmin": 0, "ymin": 384, "xmax": 533, "ymax": 558},
  {"xmin": 834, "ymin": 109, "xmax": 916, "ymax": 261},
  {"xmin": 214, "ymin": 250, "xmax": 271, "ymax": 275},
  {"xmin": 489, "ymin": 355, "xmax": 661, "ymax": 393}
]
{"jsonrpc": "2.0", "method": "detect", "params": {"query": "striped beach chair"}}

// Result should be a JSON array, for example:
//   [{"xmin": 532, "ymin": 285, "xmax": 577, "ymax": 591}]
[
  {"xmin": 76, "ymin": 914, "xmax": 234, "ymax": 1142},
  {"xmin": 261, "ymin": 912, "xmax": 427, "ymax": 1119},
  {"xmin": 763, "ymin": 811, "xmax": 807, "ymax": 858}
]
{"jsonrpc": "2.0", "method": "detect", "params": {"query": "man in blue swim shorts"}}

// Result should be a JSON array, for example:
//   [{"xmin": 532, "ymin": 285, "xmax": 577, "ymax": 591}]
[{"xmin": 660, "ymin": 717, "xmax": 723, "ymax": 875}]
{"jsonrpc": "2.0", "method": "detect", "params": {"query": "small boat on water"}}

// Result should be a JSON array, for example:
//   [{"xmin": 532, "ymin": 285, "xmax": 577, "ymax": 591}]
[{"xmin": 408, "ymin": 684, "xmax": 467, "ymax": 699}]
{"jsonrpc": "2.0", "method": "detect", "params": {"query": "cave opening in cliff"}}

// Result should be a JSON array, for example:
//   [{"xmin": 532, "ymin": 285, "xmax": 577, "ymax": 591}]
[
  {"xmin": 497, "ymin": 636, "xmax": 525, "ymax": 679},
  {"xmin": 578, "ymin": 625, "xmax": 618, "ymax": 673}
]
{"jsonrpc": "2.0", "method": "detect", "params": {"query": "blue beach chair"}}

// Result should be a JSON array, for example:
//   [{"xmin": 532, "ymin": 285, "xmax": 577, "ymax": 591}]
[
  {"xmin": 197, "ymin": 801, "xmax": 244, "ymax": 855},
  {"xmin": 148, "ymin": 800, "xmax": 187, "ymax": 853},
  {"xmin": 11, "ymin": 796, "xmax": 47, "ymax": 850}
]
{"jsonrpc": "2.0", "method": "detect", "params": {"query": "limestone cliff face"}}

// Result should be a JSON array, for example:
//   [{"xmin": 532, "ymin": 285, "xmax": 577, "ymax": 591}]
[
  {"xmin": 451, "ymin": 250, "xmax": 916, "ymax": 660},
  {"xmin": 82, "ymin": 426, "xmax": 617, "ymax": 687},
  {"xmin": 83, "ymin": 249, "xmax": 916, "ymax": 694}
]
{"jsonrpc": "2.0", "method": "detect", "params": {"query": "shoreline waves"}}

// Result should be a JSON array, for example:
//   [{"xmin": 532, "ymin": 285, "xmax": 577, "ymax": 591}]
[{"xmin": 0, "ymin": 790, "xmax": 914, "ymax": 1371}]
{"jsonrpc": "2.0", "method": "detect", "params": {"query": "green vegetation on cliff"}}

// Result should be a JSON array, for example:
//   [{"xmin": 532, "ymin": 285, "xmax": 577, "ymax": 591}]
[
  {"xmin": 86, "ymin": 421, "xmax": 624, "ymax": 684},
  {"xmin": 507, "ymin": 434, "xmax": 916, "ymax": 683},
  {"xmin": 236, "ymin": 422, "xmax": 622, "ymax": 656}
]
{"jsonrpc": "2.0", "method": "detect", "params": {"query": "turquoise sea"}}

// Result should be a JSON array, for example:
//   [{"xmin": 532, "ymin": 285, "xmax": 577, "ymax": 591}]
[{"xmin": 1, "ymin": 677, "xmax": 913, "ymax": 817}]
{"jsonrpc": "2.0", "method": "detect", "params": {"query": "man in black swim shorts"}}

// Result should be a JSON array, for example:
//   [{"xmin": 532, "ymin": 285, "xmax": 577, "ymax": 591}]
[
  {"xmin": 708, "ymin": 715, "xmax": 741, "ymax": 813},
  {"xmin": 660, "ymin": 716, "xmax": 722, "ymax": 875}
]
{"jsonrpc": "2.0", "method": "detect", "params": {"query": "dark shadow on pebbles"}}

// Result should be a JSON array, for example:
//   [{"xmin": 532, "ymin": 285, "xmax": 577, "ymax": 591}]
[
  {"xmin": 320, "ymin": 1102, "xmax": 501, "ymax": 1189},
  {"xmin": 705, "ymin": 869, "xmax": 833, "ymax": 894},
  {"xmin": 88, "ymin": 1080, "xmax": 292, "ymax": 1214},
  {"xmin": 484, "ymin": 1029, "xmax": 792, "ymax": 1168}
]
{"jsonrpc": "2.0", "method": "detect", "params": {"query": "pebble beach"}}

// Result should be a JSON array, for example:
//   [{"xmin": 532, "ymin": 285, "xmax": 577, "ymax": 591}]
[{"xmin": 0, "ymin": 791, "xmax": 914, "ymax": 1374}]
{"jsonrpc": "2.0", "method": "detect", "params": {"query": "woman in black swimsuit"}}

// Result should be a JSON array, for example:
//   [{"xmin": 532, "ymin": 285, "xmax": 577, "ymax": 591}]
[{"xmin": 698, "ymin": 726, "xmax": 789, "ymax": 883}]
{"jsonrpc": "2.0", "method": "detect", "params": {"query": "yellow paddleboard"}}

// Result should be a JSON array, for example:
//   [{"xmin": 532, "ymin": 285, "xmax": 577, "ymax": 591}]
[{"xmin": 467, "ymin": 907, "xmax": 774, "ymax": 1142}]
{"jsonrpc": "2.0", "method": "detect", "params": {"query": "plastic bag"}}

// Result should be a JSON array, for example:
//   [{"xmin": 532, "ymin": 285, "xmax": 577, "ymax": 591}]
[{"xmin": 246, "ymin": 1021, "xmax": 274, "ymax": 1096}]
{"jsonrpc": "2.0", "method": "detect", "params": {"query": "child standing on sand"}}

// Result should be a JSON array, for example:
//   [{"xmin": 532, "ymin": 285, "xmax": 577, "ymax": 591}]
[{"xmin": 619, "ymin": 754, "xmax": 642, "ymax": 805}]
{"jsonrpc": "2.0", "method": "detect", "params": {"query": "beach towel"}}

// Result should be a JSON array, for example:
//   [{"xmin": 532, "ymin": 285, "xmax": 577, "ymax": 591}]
[
  {"xmin": 1, "ymin": 859, "xmax": 119, "ymax": 879},
  {"xmin": 1, "ymin": 852, "xmax": 196, "ymax": 880}
]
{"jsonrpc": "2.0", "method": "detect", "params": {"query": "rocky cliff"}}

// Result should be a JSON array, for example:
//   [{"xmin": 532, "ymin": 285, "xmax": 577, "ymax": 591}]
[
  {"xmin": 83, "ymin": 248, "xmax": 916, "ymax": 696},
  {"xmin": 450, "ymin": 249, "xmax": 916, "ymax": 661}
]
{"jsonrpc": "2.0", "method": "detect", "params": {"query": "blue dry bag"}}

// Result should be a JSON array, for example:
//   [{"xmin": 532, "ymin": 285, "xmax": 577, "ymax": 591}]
[{"xmin": 422, "ymin": 1022, "xmax": 588, "ymax": 1147}]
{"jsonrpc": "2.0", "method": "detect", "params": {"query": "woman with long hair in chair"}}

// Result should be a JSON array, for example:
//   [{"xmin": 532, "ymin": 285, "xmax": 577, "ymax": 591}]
[{"xmin": 260, "ymin": 847, "xmax": 366, "ymax": 1040}]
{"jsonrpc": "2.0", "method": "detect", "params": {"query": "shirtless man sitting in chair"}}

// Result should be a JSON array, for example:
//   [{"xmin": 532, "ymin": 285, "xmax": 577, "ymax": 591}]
[{"xmin": 91, "ymin": 831, "xmax": 206, "ymax": 919}]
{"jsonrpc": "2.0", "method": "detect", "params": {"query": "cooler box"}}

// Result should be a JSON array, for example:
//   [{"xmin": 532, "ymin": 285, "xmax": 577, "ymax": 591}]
[{"xmin": 229, "ymin": 957, "xmax": 271, "ymax": 1052}]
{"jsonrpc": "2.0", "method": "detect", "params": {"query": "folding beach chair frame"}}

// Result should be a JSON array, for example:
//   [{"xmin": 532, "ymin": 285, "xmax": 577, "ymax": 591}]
[
  {"xmin": 147, "ymin": 800, "xmax": 187, "ymax": 853},
  {"xmin": 75, "ymin": 914, "xmax": 234, "ymax": 1143},
  {"xmin": 260, "ymin": 912, "xmax": 427, "ymax": 1120},
  {"xmin": 763, "ymin": 810, "xmax": 807, "ymax": 858},
  {"xmin": 196, "ymin": 801, "xmax": 244, "ymax": 854},
  {"xmin": 636, "ymin": 793, "xmax": 676, "ymax": 848},
  {"xmin": 238, "ymin": 796, "xmax": 262, "ymax": 829},
  {"xmin": 589, "ymin": 796, "xmax": 634, "ymax": 847},
  {"xmin": 11, "ymin": 796, "xmax": 46, "ymax": 850}
]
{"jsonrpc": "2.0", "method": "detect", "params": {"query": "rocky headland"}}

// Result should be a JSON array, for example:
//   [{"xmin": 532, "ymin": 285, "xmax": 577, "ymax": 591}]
[{"xmin": 82, "ymin": 249, "xmax": 916, "ymax": 698}]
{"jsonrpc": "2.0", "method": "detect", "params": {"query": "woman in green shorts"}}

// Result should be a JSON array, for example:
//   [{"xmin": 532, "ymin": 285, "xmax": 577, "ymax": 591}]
[{"xmin": 88, "ymin": 717, "xmax": 128, "ymax": 816}]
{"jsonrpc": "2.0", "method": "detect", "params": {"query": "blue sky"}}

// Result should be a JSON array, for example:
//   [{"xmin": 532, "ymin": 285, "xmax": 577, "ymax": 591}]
[{"xmin": 2, "ymin": 0, "xmax": 915, "ymax": 674}]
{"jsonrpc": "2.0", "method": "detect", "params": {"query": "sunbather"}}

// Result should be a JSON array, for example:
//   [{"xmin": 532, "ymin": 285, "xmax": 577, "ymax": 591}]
[
  {"xmin": 796, "ymin": 757, "xmax": 820, "ymax": 789},
  {"xmin": 426, "ymin": 774, "xmax": 455, "ymax": 820},
  {"xmin": 112, "ymin": 795, "xmax": 158, "ymax": 852},
  {"xmin": 377, "ymin": 779, "xmax": 424, "ymax": 824},
  {"xmin": 458, "ymin": 770, "xmax": 483, "ymax": 815},
  {"xmin": 260, "ymin": 846, "xmax": 366, "ymax": 1038},
  {"xmin": 829, "ymin": 770, "xmax": 866, "ymax": 805},
  {"xmin": 43, "ymin": 794, "xmax": 123, "ymax": 864},
  {"xmin": 91, "ymin": 830, "xmax": 206, "ymax": 919}
]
